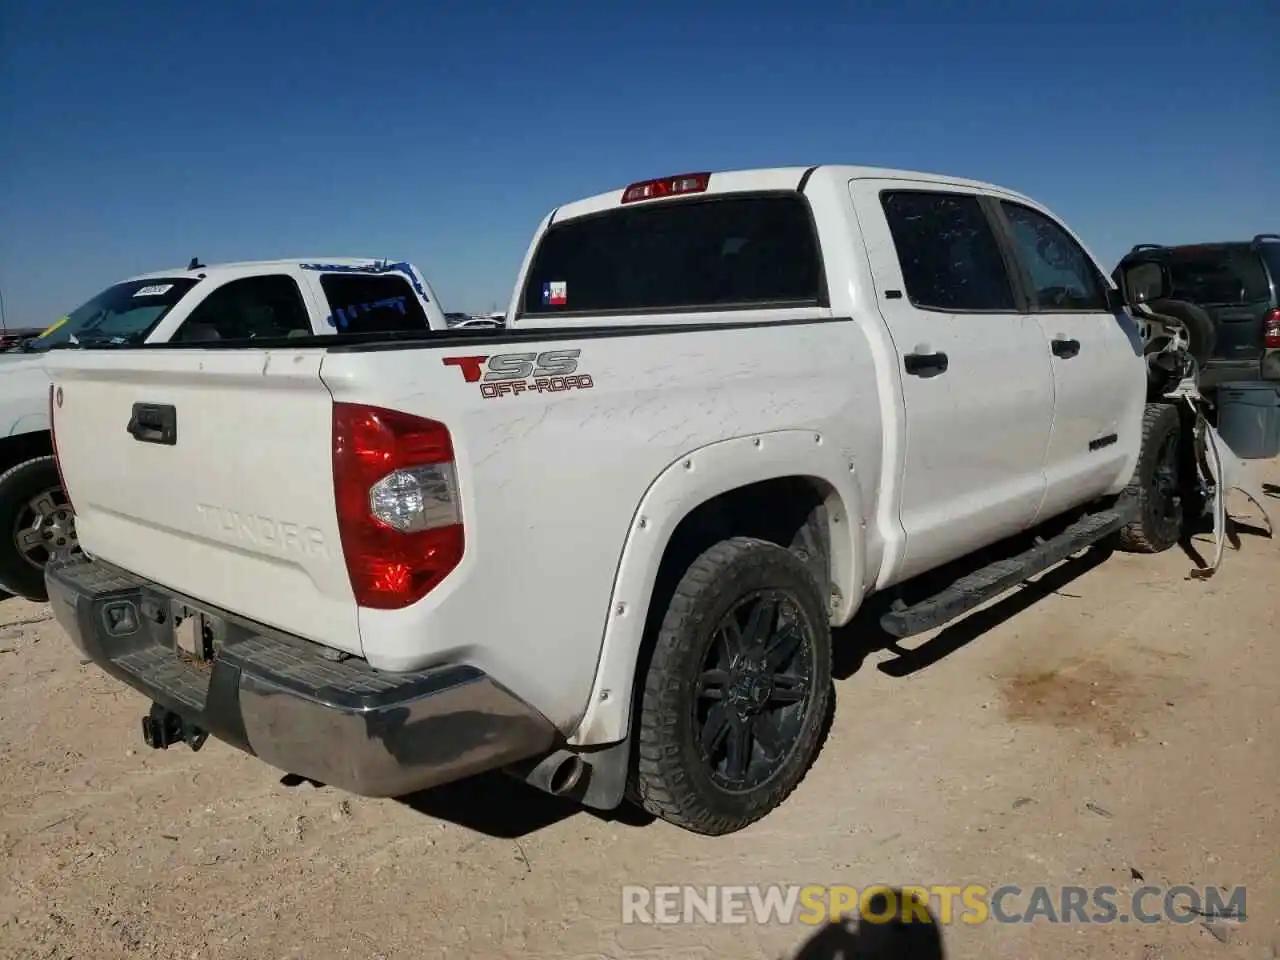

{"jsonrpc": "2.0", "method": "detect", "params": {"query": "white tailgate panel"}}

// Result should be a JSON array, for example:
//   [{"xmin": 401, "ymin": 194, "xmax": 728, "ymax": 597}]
[{"xmin": 52, "ymin": 350, "xmax": 360, "ymax": 656}]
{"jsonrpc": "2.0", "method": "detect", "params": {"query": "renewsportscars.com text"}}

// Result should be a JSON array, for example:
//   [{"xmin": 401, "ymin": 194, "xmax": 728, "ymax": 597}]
[{"xmin": 621, "ymin": 884, "xmax": 1247, "ymax": 926}]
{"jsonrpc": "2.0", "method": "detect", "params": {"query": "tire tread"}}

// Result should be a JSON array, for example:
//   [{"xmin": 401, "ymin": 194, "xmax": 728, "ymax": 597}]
[
  {"xmin": 632, "ymin": 536, "xmax": 831, "ymax": 835},
  {"xmin": 1115, "ymin": 402, "xmax": 1182, "ymax": 554}
]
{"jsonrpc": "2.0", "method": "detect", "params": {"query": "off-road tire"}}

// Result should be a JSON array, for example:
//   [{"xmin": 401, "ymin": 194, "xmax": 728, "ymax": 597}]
[
  {"xmin": 0, "ymin": 456, "xmax": 71, "ymax": 602},
  {"xmin": 630, "ymin": 537, "xmax": 832, "ymax": 835},
  {"xmin": 1115, "ymin": 402, "xmax": 1184, "ymax": 554}
]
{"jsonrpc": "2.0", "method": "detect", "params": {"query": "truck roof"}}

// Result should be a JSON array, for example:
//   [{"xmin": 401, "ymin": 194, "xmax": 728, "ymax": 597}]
[
  {"xmin": 124, "ymin": 257, "xmax": 420, "ymax": 283},
  {"xmin": 549, "ymin": 164, "xmax": 1039, "ymax": 223}
]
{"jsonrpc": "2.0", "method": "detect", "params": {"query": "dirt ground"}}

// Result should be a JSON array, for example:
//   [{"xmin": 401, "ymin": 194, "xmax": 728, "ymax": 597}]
[{"xmin": 2, "ymin": 466, "xmax": 1278, "ymax": 960}]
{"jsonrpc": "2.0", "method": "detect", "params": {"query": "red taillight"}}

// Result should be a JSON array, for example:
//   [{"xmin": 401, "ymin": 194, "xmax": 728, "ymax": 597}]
[
  {"xmin": 1264, "ymin": 308, "xmax": 1280, "ymax": 349},
  {"xmin": 332, "ymin": 403, "xmax": 464, "ymax": 610},
  {"xmin": 48, "ymin": 384, "xmax": 74, "ymax": 510},
  {"xmin": 620, "ymin": 172, "xmax": 711, "ymax": 204}
]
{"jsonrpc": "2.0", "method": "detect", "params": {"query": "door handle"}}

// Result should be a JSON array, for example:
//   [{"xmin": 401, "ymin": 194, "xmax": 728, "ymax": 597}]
[
  {"xmin": 127, "ymin": 403, "xmax": 178, "ymax": 445},
  {"xmin": 903, "ymin": 351, "xmax": 949, "ymax": 377},
  {"xmin": 1051, "ymin": 338, "xmax": 1081, "ymax": 359}
]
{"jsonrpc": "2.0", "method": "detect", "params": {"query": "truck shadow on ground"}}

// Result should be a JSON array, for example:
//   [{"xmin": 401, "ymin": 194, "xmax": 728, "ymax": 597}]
[
  {"xmin": 788, "ymin": 890, "xmax": 946, "ymax": 960},
  {"xmin": 1174, "ymin": 506, "xmax": 1271, "ymax": 571},
  {"xmin": 393, "ymin": 528, "xmax": 1117, "ymax": 839},
  {"xmin": 397, "ymin": 769, "xmax": 654, "ymax": 838},
  {"xmin": 831, "ymin": 538, "xmax": 1114, "ymax": 682}
]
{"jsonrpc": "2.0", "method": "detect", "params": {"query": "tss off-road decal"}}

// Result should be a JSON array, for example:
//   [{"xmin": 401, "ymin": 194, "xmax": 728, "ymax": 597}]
[{"xmin": 442, "ymin": 349, "xmax": 595, "ymax": 399}]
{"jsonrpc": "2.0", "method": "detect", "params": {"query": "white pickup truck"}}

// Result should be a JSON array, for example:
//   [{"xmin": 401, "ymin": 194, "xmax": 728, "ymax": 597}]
[
  {"xmin": 43, "ymin": 166, "xmax": 1195, "ymax": 836},
  {"xmin": 0, "ymin": 257, "xmax": 447, "ymax": 601}
]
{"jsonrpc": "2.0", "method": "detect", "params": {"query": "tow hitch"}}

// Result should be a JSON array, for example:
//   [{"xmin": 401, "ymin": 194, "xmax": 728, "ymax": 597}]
[{"xmin": 141, "ymin": 703, "xmax": 208, "ymax": 752}]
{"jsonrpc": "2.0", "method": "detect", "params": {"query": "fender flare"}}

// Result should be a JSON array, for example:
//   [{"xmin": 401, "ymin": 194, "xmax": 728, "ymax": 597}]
[{"xmin": 567, "ymin": 429, "xmax": 867, "ymax": 747}]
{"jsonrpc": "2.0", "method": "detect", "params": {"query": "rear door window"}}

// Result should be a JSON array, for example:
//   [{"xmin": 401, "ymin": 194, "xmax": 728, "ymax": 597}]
[
  {"xmin": 879, "ymin": 190, "xmax": 1016, "ymax": 311},
  {"xmin": 520, "ymin": 194, "xmax": 825, "ymax": 316},
  {"xmin": 1166, "ymin": 246, "xmax": 1271, "ymax": 305},
  {"xmin": 318, "ymin": 273, "xmax": 431, "ymax": 333},
  {"xmin": 173, "ymin": 275, "xmax": 312, "ymax": 342}
]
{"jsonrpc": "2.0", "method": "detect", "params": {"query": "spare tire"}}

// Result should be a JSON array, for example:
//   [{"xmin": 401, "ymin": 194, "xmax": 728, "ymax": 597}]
[{"xmin": 1144, "ymin": 299, "xmax": 1216, "ymax": 367}]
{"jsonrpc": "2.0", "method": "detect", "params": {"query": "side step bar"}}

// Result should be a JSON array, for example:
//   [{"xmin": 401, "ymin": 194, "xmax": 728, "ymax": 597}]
[{"xmin": 879, "ymin": 508, "xmax": 1129, "ymax": 640}]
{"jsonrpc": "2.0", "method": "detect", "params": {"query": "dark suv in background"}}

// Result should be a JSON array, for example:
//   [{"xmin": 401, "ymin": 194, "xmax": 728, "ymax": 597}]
[{"xmin": 1113, "ymin": 234, "xmax": 1280, "ymax": 389}]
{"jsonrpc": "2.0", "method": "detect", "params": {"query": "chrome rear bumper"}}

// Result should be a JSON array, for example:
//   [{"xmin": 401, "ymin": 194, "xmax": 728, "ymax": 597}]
[{"xmin": 45, "ymin": 556, "xmax": 557, "ymax": 797}]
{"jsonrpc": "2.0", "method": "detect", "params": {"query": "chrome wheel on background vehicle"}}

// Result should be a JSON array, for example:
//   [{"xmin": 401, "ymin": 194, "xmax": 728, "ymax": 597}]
[
  {"xmin": 14, "ymin": 485, "xmax": 78, "ymax": 569},
  {"xmin": 0, "ymin": 455, "xmax": 78, "ymax": 601}
]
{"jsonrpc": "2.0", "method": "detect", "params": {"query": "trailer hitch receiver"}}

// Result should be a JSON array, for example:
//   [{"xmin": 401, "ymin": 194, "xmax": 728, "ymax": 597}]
[{"xmin": 141, "ymin": 703, "xmax": 208, "ymax": 752}]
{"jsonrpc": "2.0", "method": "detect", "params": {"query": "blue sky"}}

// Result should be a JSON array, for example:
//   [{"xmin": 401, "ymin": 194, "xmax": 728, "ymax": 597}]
[{"xmin": 2, "ymin": 0, "xmax": 1277, "ymax": 325}]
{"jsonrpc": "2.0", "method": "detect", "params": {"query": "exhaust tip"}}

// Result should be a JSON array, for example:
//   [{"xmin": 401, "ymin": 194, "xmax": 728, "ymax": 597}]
[
  {"xmin": 503, "ymin": 748, "xmax": 590, "ymax": 799},
  {"xmin": 548, "ymin": 754, "xmax": 586, "ymax": 796}
]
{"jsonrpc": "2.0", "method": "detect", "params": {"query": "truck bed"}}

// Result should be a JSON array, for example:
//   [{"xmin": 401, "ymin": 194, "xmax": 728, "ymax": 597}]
[{"xmin": 47, "ymin": 315, "xmax": 881, "ymax": 722}]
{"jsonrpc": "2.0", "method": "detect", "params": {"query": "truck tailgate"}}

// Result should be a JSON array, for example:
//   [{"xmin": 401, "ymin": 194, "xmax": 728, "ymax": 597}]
[{"xmin": 49, "ymin": 349, "xmax": 361, "ymax": 656}]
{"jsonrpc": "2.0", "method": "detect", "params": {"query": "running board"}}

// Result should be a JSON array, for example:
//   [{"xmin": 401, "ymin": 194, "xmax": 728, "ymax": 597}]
[{"xmin": 879, "ymin": 508, "xmax": 1129, "ymax": 640}]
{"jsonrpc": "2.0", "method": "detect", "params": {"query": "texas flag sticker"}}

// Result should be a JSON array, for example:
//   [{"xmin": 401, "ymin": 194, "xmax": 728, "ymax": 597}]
[{"xmin": 542, "ymin": 280, "xmax": 567, "ymax": 306}]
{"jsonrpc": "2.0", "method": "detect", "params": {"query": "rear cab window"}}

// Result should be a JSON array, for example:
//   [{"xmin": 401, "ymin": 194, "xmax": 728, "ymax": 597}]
[
  {"xmin": 519, "ymin": 193, "xmax": 826, "ymax": 317},
  {"xmin": 318, "ymin": 273, "xmax": 432, "ymax": 334}
]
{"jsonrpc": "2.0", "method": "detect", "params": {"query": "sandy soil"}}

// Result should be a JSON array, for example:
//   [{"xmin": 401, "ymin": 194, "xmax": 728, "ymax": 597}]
[{"xmin": 1, "ymin": 465, "xmax": 1278, "ymax": 960}]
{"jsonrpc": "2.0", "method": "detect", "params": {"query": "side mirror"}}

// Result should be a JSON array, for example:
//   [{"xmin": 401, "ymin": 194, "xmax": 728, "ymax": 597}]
[{"xmin": 1117, "ymin": 261, "xmax": 1170, "ymax": 306}]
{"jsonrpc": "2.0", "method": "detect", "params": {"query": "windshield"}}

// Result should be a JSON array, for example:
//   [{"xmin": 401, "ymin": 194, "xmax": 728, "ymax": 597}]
[{"xmin": 25, "ymin": 277, "xmax": 201, "ymax": 351}]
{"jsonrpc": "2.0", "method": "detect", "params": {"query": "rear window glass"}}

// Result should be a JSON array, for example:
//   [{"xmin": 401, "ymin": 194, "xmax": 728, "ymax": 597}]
[
  {"xmin": 1166, "ymin": 246, "xmax": 1270, "ymax": 305},
  {"xmin": 520, "ymin": 194, "xmax": 824, "ymax": 316},
  {"xmin": 1256, "ymin": 244, "xmax": 1280, "ymax": 293},
  {"xmin": 318, "ymin": 273, "xmax": 431, "ymax": 333}
]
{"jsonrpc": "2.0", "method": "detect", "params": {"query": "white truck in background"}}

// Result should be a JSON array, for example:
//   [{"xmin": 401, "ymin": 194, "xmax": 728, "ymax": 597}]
[
  {"xmin": 0, "ymin": 257, "xmax": 447, "ymax": 600},
  {"xmin": 41, "ymin": 165, "xmax": 1252, "ymax": 836}
]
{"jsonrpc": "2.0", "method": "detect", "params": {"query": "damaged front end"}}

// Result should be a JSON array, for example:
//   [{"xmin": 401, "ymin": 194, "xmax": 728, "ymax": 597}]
[{"xmin": 1132, "ymin": 297, "xmax": 1274, "ymax": 577}]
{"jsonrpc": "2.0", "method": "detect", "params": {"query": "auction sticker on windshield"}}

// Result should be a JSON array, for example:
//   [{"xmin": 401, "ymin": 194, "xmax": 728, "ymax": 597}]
[
  {"xmin": 40, "ymin": 316, "xmax": 69, "ymax": 337},
  {"xmin": 133, "ymin": 284, "xmax": 174, "ymax": 297}
]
